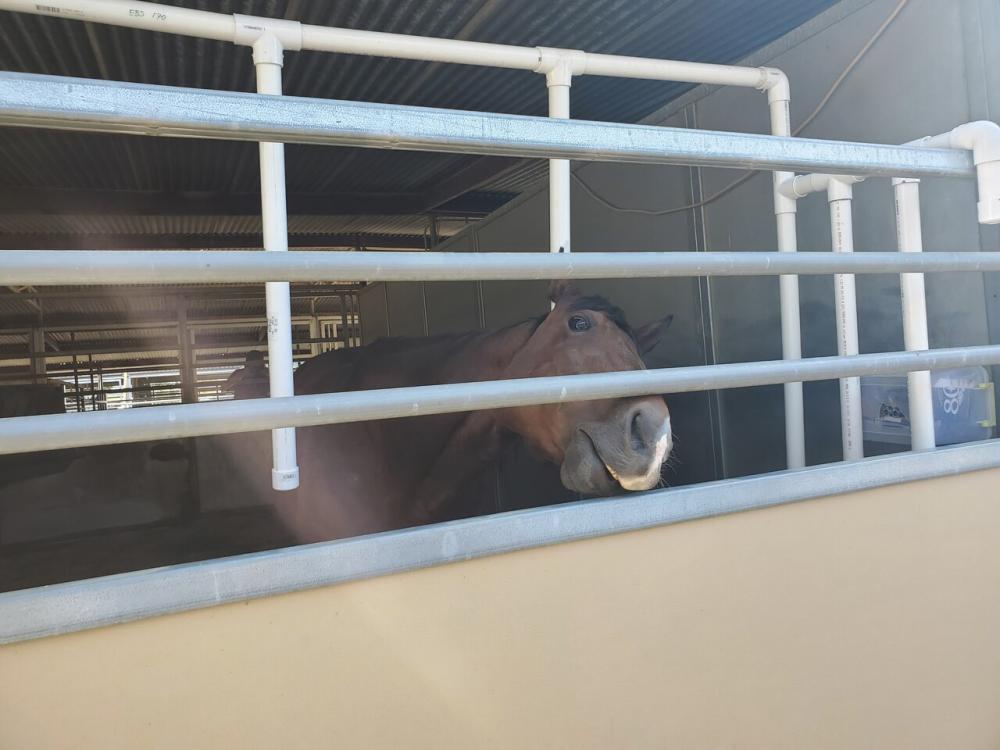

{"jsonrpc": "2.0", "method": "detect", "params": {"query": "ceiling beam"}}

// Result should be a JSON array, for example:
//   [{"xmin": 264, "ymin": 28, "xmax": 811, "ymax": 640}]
[
  {"xmin": 0, "ymin": 187, "xmax": 508, "ymax": 217},
  {"xmin": 0, "ymin": 232, "xmax": 429, "ymax": 250},
  {"xmin": 0, "ymin": 285, "xmax": 361, "ymax": 302}
]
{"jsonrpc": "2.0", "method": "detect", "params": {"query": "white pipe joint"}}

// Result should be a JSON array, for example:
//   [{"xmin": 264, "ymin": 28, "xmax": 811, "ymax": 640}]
[
  {"xmin": 779, "ymin": 173, "xmax": 863, "ymax": 201},
  {"xmin": 535, "ymin": 47, "xmax": 587, "ymax": 87},
  {"xmin": 773, "ymin": 193, "xmax": 798, "ymax": 217},
  {"xmin": 827, "ymin": 175, "xmax": 858, "ymax": 202},
  {"xmin": 234, "ymin": 14, "xmax": 303, "ymax": 64},
  {"xmin": 914, "ymin": 121, "xmax": 1000, "ymax": 225},
  {"xmin": 758, "ymin": 67, "xmax": 790, "ymax": 103},
  {"xmin": 765, "ymin": 68, "xmax": 796, "ymax": 217}
]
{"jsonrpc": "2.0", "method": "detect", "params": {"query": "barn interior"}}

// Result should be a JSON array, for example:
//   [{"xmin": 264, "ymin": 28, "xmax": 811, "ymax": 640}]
[{"xmin": 2, "ymin": 0, "xmax": 998, "ymax": 592}]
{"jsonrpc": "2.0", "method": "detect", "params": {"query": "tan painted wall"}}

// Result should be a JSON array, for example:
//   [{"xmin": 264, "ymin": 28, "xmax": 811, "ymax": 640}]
[{"xmin": 3, "ymin": 467, "xmax": 1000, "ymax": 749}]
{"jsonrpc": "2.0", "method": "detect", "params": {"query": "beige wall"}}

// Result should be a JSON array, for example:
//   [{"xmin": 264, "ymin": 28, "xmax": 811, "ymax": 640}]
[{"xmin": 3, "ymin": 467, "xmax": 1000, "ymax": 749}]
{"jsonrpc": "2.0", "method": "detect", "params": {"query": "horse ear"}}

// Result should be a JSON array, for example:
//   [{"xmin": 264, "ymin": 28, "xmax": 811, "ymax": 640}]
[
  {"xmin": 548, "ymin": 279, "xmax": 579, "ymax": 304},
  {"xmin": 635, "ymin": 314, "xmax": 674, "ymax": 355}
]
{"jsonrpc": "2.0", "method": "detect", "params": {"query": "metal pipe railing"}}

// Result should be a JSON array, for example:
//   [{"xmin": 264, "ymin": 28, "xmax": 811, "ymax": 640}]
[
  {"xmin": 0, "ymin": 0, "xmax": 810, "ymax": 475},
  {"xmin": 2, "ymin": 345, "xmax": 999, "ymax": 456},
  {"xmin": 0, "ymin": 73, "xmax": 974, "ymax": 179},
  {"xmin": 5, "ymin": 436, "xmax": 999, "ymax": 646},
  {"xmin": 3, "ymin": 250, "xmax": 1000, "ymax": 286},
  {"xmin": 0, "ymin": 4, "xmax": 990, "ymax": 490}
]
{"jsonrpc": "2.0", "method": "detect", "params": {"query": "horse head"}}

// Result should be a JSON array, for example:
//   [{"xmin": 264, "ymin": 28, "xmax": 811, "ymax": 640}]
[{"xmin": 496, "ymin": 280, "xmax": 674, "ymax": 496}]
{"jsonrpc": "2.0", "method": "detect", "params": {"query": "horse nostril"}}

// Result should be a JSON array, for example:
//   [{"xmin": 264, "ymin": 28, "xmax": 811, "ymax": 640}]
[{"xmin": 629, "ymin": 409, "xmax": 646, "ymax": 452}]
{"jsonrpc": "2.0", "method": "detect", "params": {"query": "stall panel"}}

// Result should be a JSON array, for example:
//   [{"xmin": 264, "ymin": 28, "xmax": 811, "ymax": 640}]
[{"xmin": 3, "ymin": 467, "xmax": 999, "ymax": 749}]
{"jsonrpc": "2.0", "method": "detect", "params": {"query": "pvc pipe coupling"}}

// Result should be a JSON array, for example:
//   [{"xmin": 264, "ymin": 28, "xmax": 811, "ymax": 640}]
[
  {"xmin": 779, "ymin": 173, "xmax": 864, "ymax": 201},
  {"xmin": 234, "ymin": 14, "xmax": 303, "ymax": 65},
  {"xmin": 914, "ymin": 121, "xmax": 1000, "ymax": 224},
  {"xmin": 757, "ymin": 67, "xmax": 790, "ymax": 103},
  {"xmin": 535, "ymin": 47, "xmax": 587, "ymax": 87}
]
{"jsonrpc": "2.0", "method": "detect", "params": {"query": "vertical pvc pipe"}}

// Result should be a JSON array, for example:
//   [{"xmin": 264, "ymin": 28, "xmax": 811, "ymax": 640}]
[
  {"xmin": 894, "ymin": 178, "xmax": 936, "ymax": 451},
  {"xmin": 769, "ymin": 90, "xmax": 805, "ymax": 469},
  {"xmin": 547, "ymin": 72, "xmax": 571, "ymax": 261},
  {"xmin": 254, "ymin": 35, "xmax": 299, "ymax": 491},
  {"xmin": 828, "ymin": 181, "xmax": 863, "ymax": 462}
]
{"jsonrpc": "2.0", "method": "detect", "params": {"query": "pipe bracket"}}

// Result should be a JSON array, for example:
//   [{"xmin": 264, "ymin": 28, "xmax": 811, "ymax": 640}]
[
  {"xmin": 535, "ymin": 47, "xmax": 587, "ymax": 86},
  {"xmin": 234, "ymin": 14, "xmax": 303, "ymax": 53}
]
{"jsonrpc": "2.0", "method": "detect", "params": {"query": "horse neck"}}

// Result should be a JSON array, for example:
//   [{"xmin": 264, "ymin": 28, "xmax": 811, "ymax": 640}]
[{"xmin": 430, "ymin": 320, "xmax": 537, "ymax": 385}]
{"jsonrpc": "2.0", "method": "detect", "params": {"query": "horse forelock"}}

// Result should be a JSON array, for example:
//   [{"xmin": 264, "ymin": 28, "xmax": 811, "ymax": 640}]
[{"xmin": 531, "ymin": 295, "xmax": 635, "ymax": 342}]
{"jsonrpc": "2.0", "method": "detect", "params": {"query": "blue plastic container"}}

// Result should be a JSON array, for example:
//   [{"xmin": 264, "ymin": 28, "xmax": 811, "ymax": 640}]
[{"xmin": 860, "ymin": 367, "xmax": 996, "ymax": 447}]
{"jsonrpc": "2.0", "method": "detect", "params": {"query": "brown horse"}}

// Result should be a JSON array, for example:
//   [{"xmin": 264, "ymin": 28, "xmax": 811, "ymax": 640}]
[{"xmin": 292, "ymin": 281, "xmax": 673, "ymax": 541}]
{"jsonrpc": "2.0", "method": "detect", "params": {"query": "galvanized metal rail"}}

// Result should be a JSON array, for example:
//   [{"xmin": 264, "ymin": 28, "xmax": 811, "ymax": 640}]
[
  {"xmin": 2, "ymin": 437, "xmax": 998, "ymax": 645},
  {"xmin": 0, "ymin": 73, "xmax": 974, "ymax": 179},
  {"xmin": 2, "ymin": 345, "xmax": 999, "ymax": 456},
  {"xmin": 3, "ymin": 249, "xmax": 1000, "ymax": 285}
]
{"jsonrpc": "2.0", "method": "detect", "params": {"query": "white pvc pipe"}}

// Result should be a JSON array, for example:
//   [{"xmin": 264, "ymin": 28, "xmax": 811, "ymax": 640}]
[
  {"xmin": 768, "ymin": 81, "xmax": 805, "ymax": 470},
  {"xmin": 254, "ymin": 37, "xmax": 299, "ymax": 491},
  {"xmin": 0, "ymin": 0, "xmax": 775, "ymax": 90},
  {"xmin": 301, "ymin": 24, "xmax": 540, "ymax": 70},
  {"xmin": 914, "ymin": 122, "xmax": 1000, "ymax": 225},
  {"xmin": 0, "ymin": 0, "xmax": 235, "ymax": 41},
  {"xmin": 582, "ymin": 53, "xmax": 765, "ymax": 87},
  {"xmin": 828, "ymin": 182, "xmax": 864, "ymax": 462},
  {"xmin": 894, "ymin": 178, "xmax": 935, "ymax": 451},
  {"xmin": 547, "ymin": 74, "xmax": 571, "ymax": 257}
]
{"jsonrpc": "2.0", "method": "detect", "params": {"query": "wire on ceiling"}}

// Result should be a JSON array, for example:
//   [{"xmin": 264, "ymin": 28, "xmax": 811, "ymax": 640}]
[{"xmin": 572, "ymin": 0, "xmax": 912, "ymax": 216}]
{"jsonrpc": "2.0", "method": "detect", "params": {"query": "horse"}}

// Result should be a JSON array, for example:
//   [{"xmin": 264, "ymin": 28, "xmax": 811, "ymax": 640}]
[{"xmin": 290, "ymin": 280, "xmax": 674, "ymax": 541}]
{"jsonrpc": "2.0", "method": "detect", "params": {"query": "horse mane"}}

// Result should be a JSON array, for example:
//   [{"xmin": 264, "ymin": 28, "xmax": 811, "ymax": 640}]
[{"xmin": 294, "ymin": 293, "xmax": 634, "ymax": 395}]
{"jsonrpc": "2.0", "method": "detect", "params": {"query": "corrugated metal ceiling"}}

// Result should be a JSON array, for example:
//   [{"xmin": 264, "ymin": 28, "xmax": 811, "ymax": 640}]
[{"xmin": 0, "ymin": 0, "xmax": 840, "ymax": 247}]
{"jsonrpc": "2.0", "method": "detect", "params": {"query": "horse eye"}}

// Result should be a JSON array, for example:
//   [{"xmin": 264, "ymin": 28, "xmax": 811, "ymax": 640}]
[{"xmin": 568, "ymin": 315, "xmax": 591, "ymax": 332}]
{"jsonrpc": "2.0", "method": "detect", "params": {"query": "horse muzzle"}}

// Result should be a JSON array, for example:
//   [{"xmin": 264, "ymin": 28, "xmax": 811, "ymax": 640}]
[{"xmin": 559, "ymin": 399, "xmax": 672, "ymax": 495}]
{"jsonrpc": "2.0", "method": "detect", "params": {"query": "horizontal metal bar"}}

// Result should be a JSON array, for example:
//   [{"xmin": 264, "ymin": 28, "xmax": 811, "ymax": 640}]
[
  {"xmin": 4, "ymin": 337, "xmax": 340, "ymax": 361},
  {"xmin": 0, "ymin": 73, "xmax": 974, "ymax": 178},
  {"xmin": 2, "ymin": 345, "xmax": 1000, "ymax": 456},
  {"xmin": 2, "ymin": 437, "xmax": 998, "ymax": 645},
  {"xmin": 3, "ymin": 250, "xmax": 1000, "ymax": 286}
]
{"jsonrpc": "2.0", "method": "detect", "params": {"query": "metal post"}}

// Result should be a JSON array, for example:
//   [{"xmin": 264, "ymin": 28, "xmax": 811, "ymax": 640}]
[
  {"xmin": 28, "ymin": 327, "xmax": 45, "ymax": 384},
  {"xmin": 70, "ymin": 331, "xmax": 82, "ymax": 412},
  {"xmin": 252, "ymin": 33, "xmax": 299, "ymax": 491},
  {"xmin": 96, "ymin": 362, "xmax": 104, "ymax": 410},
  {"xmin": 894, "ymin": 177, "xmax": 935, "ymax": 451},
  {"xmin": 337, "ymin": 294, "xmax": 348, "ymax": 349},
  {"xmin": 829, "ymin": 179, "xmax": 863, "ymax": 462},
  {"xmin": 308, "ymin": 298, "xmax": 321, "ymax": 357},
  {"xmin": 351, "ymin": 293, "xmax": 361, "ymax": 347},
  {"xmin": 429, "ymin": 214, "xmax": 440, "ymax": 248},
  {"xmin": 87, "ymin": 354, "xmax": 97, "ymax": 412},
  {"xmin": 176, "ymin": 304, "xmax": 197, "ymax": 405}
]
